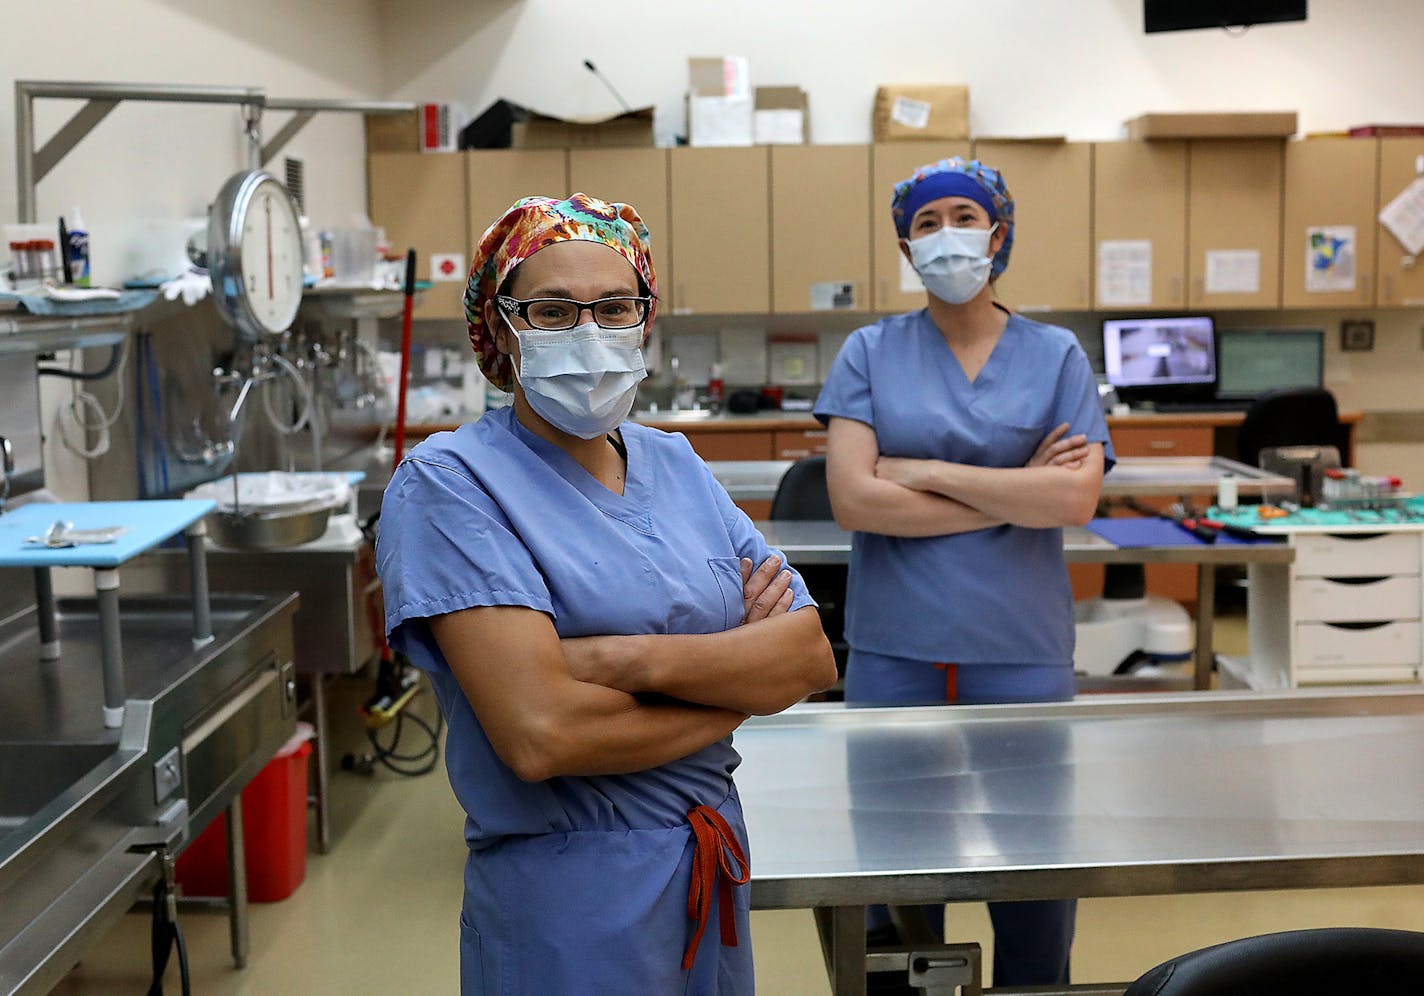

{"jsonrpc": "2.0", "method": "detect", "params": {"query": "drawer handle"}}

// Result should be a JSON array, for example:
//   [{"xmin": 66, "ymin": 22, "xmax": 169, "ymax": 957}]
[
  {"xmin": 1319, "ymin": 532, "xmax": 1389, "ymax": 542},
  {"xmin": 1317, "ymin": 576, "xmax": 1391, "ymax": 586},
  {"xmin": 1318, "ymin": 620, "xmax": 1395, "ymax": 632},
  {"xmin": 1148, "ymin": 440, "xmax": 1176, "ymax": 451}
]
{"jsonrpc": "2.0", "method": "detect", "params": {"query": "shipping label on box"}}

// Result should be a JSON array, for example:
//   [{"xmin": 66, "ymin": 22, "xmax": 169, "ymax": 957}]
[{"xmin": 873, "ymin": 85, "xmax": 969, "ymax": 142}]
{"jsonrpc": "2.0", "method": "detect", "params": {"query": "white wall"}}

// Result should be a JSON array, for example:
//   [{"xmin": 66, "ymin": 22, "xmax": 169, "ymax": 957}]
[
  {"xmin": 0, "ymin": 0, "xmax": 384, "ymax": 286},
  {"xmin": 379, "ymin": 0, "xmax": 1424, "ymax": 145}
]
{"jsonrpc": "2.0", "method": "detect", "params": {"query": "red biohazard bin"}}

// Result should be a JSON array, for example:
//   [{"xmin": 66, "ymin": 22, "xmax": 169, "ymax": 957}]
[{"xmin": 176, "ymin": 728, "xmax": 313, "ymax": 903}]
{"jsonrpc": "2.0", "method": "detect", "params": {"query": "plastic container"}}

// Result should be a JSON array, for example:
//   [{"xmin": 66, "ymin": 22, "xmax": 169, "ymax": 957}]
[
  {"xmin": 66, "ymin": 208, "xmax": 90, "ymax": 287},
  {"xmin": 175, "ymin": 724, "xmax": 313, "ymax": 902}
]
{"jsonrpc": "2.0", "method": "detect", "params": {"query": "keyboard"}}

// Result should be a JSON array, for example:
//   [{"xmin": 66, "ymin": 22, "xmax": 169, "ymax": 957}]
[{"xmin": 1142, "ymin": 400, "xmax": 1252, "ymax": 413}]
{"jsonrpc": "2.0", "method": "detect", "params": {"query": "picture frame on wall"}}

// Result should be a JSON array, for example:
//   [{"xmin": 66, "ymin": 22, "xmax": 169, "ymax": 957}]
[{"xmin": 1340, "ymin": 319, "xmax": 1375, "ymax": 352}]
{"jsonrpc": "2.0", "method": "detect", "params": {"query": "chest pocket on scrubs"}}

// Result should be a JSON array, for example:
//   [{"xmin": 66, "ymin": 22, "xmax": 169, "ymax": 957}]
[{"xmin": 708, "ymin": 556, "xmax": 746, "ymax": 631}]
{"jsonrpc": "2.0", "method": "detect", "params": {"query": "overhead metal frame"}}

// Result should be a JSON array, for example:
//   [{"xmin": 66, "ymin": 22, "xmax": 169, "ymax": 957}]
[{"xmin": 14, "ymin": 80, "xmax": 414, "ymax": 222}]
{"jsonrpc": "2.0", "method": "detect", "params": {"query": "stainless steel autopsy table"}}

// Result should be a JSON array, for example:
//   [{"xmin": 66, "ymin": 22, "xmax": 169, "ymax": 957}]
[
  {"xmin": 736, "ymin": 688, "xmax": 1424, "ymax": 995},
  {"xmin": 754, "ymin": 520, "xmax": 1294, "ymax": 691}
]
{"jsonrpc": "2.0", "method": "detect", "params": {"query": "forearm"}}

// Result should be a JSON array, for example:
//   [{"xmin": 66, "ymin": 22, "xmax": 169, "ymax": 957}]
[
  {"xmin": 831, "ymin": 473, "xmax": 1003, "ymax": 537},
  {"xmin": 914, "ymin": 462, "xmax": 1099, "ymax": 527},
  {"xmin": 582, "ymin": 608, "xmax": 837, "ymax": 715}
]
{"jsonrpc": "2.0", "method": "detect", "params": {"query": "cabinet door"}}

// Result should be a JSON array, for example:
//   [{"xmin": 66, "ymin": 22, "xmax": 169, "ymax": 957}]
[
  {"xmin": 1378, "ymin": 138, "xmax": 1424, "ymax": 307},
  {"xmin": 466, "ymin": 148, "xmax": 569, "ymax": 260},
  {"xmin": 668, "ymin": 148, "xmax": 770, "ymax": 314},
  {"xmin": 568, "ymin": 148, "xmax": 672, "ymax": 309},
  {"xmin": 1093, "ymin": 142, "xmax": 1188, "ymax": 310},
  {"xmin": 1282, "ymin": 138, "xmax": 1378, "ymax": 309},
  {"xmin": 682, "ymin": 431, "xmax": 773, "ymax": 461},
  {"xmin": 1187, "ymin": 141, "xmax": 1283, "ymax": 309},
  {"xmin": 771, "ymin": 145, "xmax": 872, "ymax": 313},
  {"xmin": 368, "ymin": 152, "xmax": 468, "ymax": 319},
  {"xmin": 870, "ymin": 141, "xmax": 970, "ymax": 312},
  {"xmin": 974, "ymin": 141, "xmax": 1092, "ymax": 311}
]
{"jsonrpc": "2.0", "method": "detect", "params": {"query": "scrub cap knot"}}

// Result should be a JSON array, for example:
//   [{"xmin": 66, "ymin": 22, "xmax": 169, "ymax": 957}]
[
  {"xmin": 465, "ymin": 192, "xmax": 658, "ymax": 392},
  {"xmin": 891, "ymin": 157, "xmax": 1015, "ymax": 278}
]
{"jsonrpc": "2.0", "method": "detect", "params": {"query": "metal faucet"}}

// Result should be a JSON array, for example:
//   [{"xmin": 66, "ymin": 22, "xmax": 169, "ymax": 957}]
[{"xmin": 0, "ymin": 435, "xmax": 12, "ymax": 513}]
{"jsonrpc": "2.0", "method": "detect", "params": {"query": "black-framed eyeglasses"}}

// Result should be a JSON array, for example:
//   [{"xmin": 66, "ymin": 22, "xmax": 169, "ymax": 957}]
[{"xmin": 496, "ymin": 294, "xmax": 652, "ymax": 331}]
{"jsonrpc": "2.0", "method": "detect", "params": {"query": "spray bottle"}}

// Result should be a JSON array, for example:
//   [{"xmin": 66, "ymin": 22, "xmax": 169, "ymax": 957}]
[{"xmin": 66, "ymin": 207, "xmax": 90, "ymax": 287}]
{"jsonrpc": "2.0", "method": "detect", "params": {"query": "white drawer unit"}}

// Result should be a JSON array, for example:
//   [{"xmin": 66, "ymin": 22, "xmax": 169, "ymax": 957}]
[{"xmin": 1246, "ymin": 529, "xmax": 1424, "ymax": 689}]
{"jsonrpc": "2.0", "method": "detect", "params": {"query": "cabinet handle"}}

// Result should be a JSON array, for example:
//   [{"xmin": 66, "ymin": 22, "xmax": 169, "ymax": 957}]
[
  {"xmin": 879, "ymin": 278, "xmax": 887, "ymax": 306},
  {"xmin": 1171, "ymin": 275, "xmax": 1182, "ymax": 304},
  {"xmin": 1149, "ymin": 440, "xmax": 1177, "ymax": 451},
  {"xmin": 1361, "ymin": 271, "xmax": 1371, "ymax": 303},
  {"xmin": 1385, "ymin": 274, "xmax": 1395, "ymax": 304},
  {"xmin": 1077, "ymin": 277, "xmax": 1087, "ymax": 305},
  {"xmin": 1193, "ymin": 276, "xmax": 1204, "ymax": 301}
]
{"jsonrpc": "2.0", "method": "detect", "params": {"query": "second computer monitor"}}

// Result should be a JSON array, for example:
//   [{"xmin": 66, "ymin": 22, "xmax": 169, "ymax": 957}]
[
  {"xmin": 1215, "ymin": 328, "xmax": 1324, "ymax": 401},
  {"xmin": 1102, "ymin": 315, "xmax": 1217, "ymax": 390}
]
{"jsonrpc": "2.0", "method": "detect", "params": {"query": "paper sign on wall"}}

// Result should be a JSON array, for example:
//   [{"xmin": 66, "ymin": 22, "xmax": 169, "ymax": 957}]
[
  {"xmin": 1204, "ymin": 249, "xmax": 1260, "ymax": 295},
  {"xmin": 810, "ymin": 281, "xmax": 856, "ymax": 311},
  {"xmin": 1097, "ymin": 240, "xmax": 1152, "ymax": 306},
  {"xmin": 1305, "ymin": 225, "xmax": 1356, "ymax": 293},
  {"xmin": 1379, "ymin": 176, "xmax": 1424, "ymax": 256},
  {"xmin": 430, "ymin": 253, "xmax": 465, "ymax": 282},
  {"xmin": 899, "ymin": 253, "xmax": 925, "ymax": 294}
]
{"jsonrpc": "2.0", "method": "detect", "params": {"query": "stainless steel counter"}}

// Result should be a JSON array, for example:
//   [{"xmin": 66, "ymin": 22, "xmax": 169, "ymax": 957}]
[{"xmin": 737, "ymin": 688, "xmax": 1424, "ymax": 993}]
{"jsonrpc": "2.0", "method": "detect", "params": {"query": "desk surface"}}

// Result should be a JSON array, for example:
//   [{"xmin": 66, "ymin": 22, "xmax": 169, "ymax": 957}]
[{"xmin": 738, "ymin": 688, "xmax": 1424, "ymax": 909}]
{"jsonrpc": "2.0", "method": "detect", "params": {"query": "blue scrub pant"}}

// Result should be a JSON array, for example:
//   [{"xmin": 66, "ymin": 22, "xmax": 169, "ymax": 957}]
[{"xmin": 845, "ymin": 648, "xmax": 1077, "ymax": 988}]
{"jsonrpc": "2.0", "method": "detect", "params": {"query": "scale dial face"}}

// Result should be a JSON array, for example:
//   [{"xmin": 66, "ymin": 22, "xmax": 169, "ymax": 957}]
[{"xmin": 210, "ymin": 170, "xmax": 305, "ymax": 340}]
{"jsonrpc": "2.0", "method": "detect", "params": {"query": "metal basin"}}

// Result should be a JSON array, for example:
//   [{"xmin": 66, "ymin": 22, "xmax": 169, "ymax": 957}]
[
  {"xmin": 0, "ymin": 742, "xmax": 123, "ymax": 836},
  {"xmin": 209, "ymin": 505, "xmax": 332, "ymax": 549},
  {"xmin": 633, "ymin": 409, "xmax": 716, "ymax": 422}
]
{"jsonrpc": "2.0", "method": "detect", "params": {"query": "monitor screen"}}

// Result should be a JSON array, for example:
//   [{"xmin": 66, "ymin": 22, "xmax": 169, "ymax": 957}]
[
  {"xmin": 1145, "ymin": 1, "xmax": 1306, "ymax": 33},
  {"xmin": 1215, "ymin": 328, "xmax": 1324, "ymax": 400},
  {"xmin": 1102, "ymin": 316, "xmax": 1217, "ymax": 388}
]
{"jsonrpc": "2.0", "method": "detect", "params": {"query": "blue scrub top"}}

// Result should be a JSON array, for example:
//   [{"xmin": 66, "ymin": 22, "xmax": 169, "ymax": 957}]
[
  {"xmin": 376, "ymin": 405, "xmax": 815, "ymax": 845},
  {"xmin": 814, "ymin": 309, "xmax": 1114, "ymax": 666}
]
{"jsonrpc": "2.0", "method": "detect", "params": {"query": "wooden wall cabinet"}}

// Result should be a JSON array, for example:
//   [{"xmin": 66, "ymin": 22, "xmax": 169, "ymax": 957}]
[
  {"xmin": 568, "ymin": 148, "xmax": 673, "ymax": 309},
  {"xmin": 367, "ymin": 152, "xmax": 468, "ymax": 320},
  {"xmin": 466, "ymin": 148, "xmax": 569, "ymax": 254},
  {"xmin": 975, "ymin": 140, "xmax": 1092, "ymax": 311},
  {"xmin": 1093, "ymin": 141, "xmax": 1188, "ymax": 310},
  {"xmin": 1187, "ymin": 140, "xmax": 1284, "ymax": 309},
  {"xmin": 770, "ymin": 145, "xmax": 872, "ymax": 313},
  {"xmin": 1282, "ymin": 138, "xmax": 1378, "ymax": 309},
  {"xmin": 1377, "ymin": 138, "xmax": 1424, "ymax": 307},
  {"xmin": 870, "ymin": 141, "xmax": 970, "ymax": 312},
  {"xmin": 668, "ymin": 147, "xmax": 770, "ymax": 314}
]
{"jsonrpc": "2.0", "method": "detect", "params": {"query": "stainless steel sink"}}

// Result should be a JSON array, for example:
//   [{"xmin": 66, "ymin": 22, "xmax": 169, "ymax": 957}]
[{"xmin": 0, "ymin": 742, "xmax": 124, "ymax": 835}]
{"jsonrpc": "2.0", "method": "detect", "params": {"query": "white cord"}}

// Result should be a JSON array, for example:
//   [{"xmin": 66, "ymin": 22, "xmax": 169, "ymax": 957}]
[
  {"xmin": 262, "ymin": 351, "xmax": 313, "ymax": 434},
  {"xmin": 58, "ymin": 341, "xmax": 129, "ymax": 460}
]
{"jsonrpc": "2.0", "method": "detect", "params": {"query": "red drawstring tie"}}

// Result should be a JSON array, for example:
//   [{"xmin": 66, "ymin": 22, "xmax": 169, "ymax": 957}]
[{"xmin": 682, "ymin": 804, "xmax": 750, "ymax": 971}]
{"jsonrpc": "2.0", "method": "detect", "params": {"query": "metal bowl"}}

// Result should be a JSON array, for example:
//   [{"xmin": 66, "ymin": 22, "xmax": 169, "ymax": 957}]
[{"xmin": 208, "ymin": 505, "xmax": 332, "ymax": 550}]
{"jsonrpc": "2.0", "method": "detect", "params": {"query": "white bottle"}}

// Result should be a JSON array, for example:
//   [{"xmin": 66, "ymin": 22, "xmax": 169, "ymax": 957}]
[{"xmin": 1217, "ymin": 473, "xmax": 1238, "ymax": 511}]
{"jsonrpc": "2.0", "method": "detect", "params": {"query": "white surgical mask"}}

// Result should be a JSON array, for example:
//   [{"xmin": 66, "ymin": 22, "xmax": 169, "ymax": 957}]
[
  {"xmin": 507, "ymin": 317, "xmax": 647, "ymax": 439},
  {"xmin": 907, "ymin": 223, "xmax": 998, "ymax": 304}
]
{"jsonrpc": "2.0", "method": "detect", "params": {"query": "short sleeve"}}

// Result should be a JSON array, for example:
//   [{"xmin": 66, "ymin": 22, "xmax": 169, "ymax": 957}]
[
  {"xmin": 375, "ymin": 456, "xmax": 553, "ymax": 666},
  {"xmin": 1054, "ymin": 344, "xmax": 1116, "ymax": 473},
  {"xmin": 814, "ymin": 329, "xmax": 873, "ymax": 428},
  {"xmin": 690, "ymin": 452, "xmax": 817, "ymax": 615}
]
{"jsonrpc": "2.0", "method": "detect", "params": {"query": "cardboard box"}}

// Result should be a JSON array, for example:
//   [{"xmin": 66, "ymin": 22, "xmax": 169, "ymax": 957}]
[
  {"xmin": 1125, "ymin": 112, "xmax": 1298, "ymax": 140},
  {"xmin": 687, "ymin": 56, "xmax": 754, "ymax": 147},
  {"xmin": 689, "ymin": 56, "xmax": 751, "ymax": 98},
  {"xmin": 364, "ymin": 110, "xmax": 420, "ymax": 153},
  {"xmin": 873, "ymin": 85, "xmax": 969, "ymax": 142},
  {"xmin": 754, "ymin": 86, "xmax": 809, "ymax": 145},
  {"xmin": 511, "ymin": 106, "xmax": 655, "ymax": 148}
]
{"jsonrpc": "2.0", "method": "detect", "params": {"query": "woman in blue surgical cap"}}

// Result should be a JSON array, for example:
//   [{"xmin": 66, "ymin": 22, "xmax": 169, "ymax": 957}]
[{"xmin": 814, "ymin": 158, "xmax": 1115, "ymax": 987}]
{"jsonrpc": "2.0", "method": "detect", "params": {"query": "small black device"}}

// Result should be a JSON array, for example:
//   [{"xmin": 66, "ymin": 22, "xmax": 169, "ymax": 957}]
[
  {"xmin": 1145, "ymin": 0, "xmax": 1307, "ymax": 34},
  {"xmin": 1102, "ymin": 314, "xmax": 1217, "ymax": 407}
]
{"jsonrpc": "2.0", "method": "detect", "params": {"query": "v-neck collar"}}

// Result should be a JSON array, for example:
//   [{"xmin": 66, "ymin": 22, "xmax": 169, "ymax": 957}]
[
  {"xmin": 923, "ymin": 306, "xmax": 1016, "ymax": 391},
  {"xmin": 501, "ymin": 409, "xmax": 653, "ymax": 530}
]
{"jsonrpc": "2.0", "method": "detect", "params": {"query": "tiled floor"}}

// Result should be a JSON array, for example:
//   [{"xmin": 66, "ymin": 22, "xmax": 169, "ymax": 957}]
[{"xmin": 55, "ymin": 616, "xmax": 1424, "ymax": 994}]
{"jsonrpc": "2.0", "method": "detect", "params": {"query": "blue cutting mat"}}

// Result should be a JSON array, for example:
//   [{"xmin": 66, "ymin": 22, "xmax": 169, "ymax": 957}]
[
  {"xmin": 1087, "ymin": 517, "xmax": 1262, "ymax": 548},
  {"xmin": 0, "ymin": 500, "xmax": 215, "ymax": 568}
]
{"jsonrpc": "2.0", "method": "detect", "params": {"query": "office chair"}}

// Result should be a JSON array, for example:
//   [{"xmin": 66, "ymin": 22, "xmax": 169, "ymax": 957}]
[
  {"xmin": 1123, "ymin": 927, "xmax": 1424, "ymax": 995},
  {"xmin": 1236, "ymin": 387, "xmax": 1346, "ymax": 469},
  {"xmin": 769, "ymin": 456, "xmax": 848, "ymax": 690}
]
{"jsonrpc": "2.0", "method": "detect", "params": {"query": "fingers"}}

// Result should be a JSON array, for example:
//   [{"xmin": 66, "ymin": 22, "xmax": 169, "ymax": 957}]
[
  {"xmin": 1048, "ymin": 443, "xmax": 1091, "ymax": 467},
  {"xmin": 740, "ymin": 557, "xmax": 753, "ymax": 587},
  {"xmin": 742, "ymin": 555, "xmax": 782, "ymax": 620},
  {"xmin": 769, "ymin": 586, "xmax": 794, "ymax": 617},
  {"xmin": 745, "ymin": 568, "xmax": 794, "ymax": 623},
  {"xmin": 1038, "ymin": 422, "xmax": 1070, "ymax": 448}
]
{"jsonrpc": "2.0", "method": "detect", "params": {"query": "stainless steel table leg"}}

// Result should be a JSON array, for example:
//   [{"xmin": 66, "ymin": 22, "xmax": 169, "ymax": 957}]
[
  {"xmin": 1194, "ymin": 563, "xmax": 1217, "ymax": 690},
  {"xmin": 34, "ymin": 567, "xmax": 59, "ymax": 659},
  {"xmin": 814, "ymin": 906, "xmax": 867, "ymax": 996},
  {"xmin": 225, "ymin": 797, "xmax": 249, "ymax": 970},
  {"xmin": 313, "ymin": 673, "xmax": 332, "ymax": 854},
  {"xmin": 185, "ymin": 522, "xmax": 214, "ymax": 648},
  {"xmin": 94, "ymin": 567, "xmax": 125, "ymax": 728}
]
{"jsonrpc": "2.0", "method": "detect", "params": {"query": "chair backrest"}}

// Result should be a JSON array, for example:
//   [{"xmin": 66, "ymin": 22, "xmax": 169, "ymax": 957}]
[
  {"xmin": 1124, "ymin": 927, "xmax": 1424, "ymax": 996},
  {"xmin": 1237, "ymin": 387, "xmax": 1343, "ymax": 468},
  {"xmin": 770, "ymin": 456, "xmax": 833, "ymax": 521}
]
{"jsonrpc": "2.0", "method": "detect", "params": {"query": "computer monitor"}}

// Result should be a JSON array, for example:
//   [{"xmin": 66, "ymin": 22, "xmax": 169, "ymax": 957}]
[
  {"xmin": 1215, "ymin": 328, "xmax": 1324, "ymax": 401},
  {"xmin": 1102, "ymin": 315, "xmax": 1217, "ymax": 390}
]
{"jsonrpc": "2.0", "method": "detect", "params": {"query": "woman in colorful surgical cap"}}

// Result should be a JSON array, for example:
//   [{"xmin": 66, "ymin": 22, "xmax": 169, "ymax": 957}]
[
  {"xmin": 815, "ymin": 158, "xmax": 1114, "ymax": 986},
  {"xmin": 376, "ymin": 192, "xmax": 836, "ymax": 995}
]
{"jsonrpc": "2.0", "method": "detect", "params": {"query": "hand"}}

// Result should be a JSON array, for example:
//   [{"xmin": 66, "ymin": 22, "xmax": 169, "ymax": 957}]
[
  {"xmin": 875, "ymin": 456, "xmax": 931, "ymax": 490},
  {"xmin": 1027, "ymin": 423, "xmax": 1090, "ymax": 469},
  {"xmin": 740, "ymin": 556, "xmax": 794, "ymax": 624}
]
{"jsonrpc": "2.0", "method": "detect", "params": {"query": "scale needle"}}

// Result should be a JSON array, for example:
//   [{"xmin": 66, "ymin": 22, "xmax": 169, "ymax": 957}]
[{"xmin": 265, "ymin": 196, "xmax": 274, "ymax": 300}]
